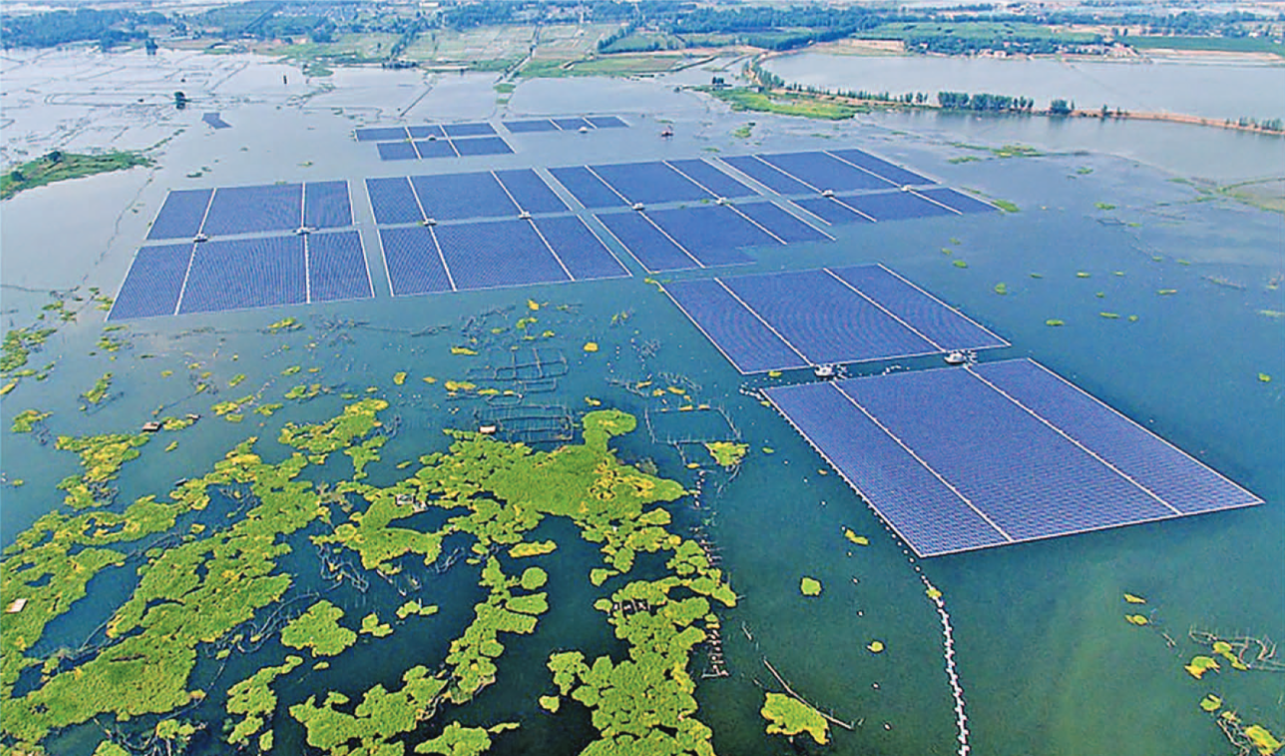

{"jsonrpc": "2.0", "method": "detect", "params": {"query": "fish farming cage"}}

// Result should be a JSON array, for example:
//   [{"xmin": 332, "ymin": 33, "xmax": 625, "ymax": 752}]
[
  {"xmin": 467, "ymin": 348, "xmax": 569, "ymax": 383},
  {"xmin": 644, "ymin": 404, "xmax": 741, "ymax": 447},
  {"xmin": 474, "ymin": 404, "xmax": 576, "ymax": 445}
]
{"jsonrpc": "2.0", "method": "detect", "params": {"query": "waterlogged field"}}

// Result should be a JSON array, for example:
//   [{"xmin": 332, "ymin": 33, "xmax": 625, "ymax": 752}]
[{"xmin": 1, "ymin": 47, "xmax": 1282, "ymax": 756}]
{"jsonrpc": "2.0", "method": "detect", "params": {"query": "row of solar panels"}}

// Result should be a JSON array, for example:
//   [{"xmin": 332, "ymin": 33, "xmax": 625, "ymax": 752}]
[{"xmin": 354, "ymin": 115, "xmax": 627, "ymax": 142}]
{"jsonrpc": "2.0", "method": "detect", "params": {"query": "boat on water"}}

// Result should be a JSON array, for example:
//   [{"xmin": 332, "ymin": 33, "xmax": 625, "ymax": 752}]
[{"xmin": 944, "ymin": 351, "xmax": 968, "ymax": 365}]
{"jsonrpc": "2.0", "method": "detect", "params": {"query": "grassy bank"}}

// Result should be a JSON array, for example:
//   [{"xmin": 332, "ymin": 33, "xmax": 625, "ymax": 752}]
[
  {"xmin": 1127, "ymin": 35, "xmax": 1284, "ymax": 56},
  {"xmin": 519, "ymin": 54, "xmax": 688, "ymax": 78},
  {"xmin": 1, "ymin": 151, "xmax": 152, "ymax": 200},
  {"xmin": 701, "ymin": 87, "xmax": 862, "ymax": 120}
]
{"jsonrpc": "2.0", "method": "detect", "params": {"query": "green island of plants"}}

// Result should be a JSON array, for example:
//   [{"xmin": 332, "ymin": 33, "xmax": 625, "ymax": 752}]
[
  {"xmin": 10, "ymin": 409, "xmax": 50, "ymax": 433},
  {"xmin": 704, "ymin": 441, "xmax": 749, "ymax": 469},
  {"xmin": 1, "ymin": 150, "xmax": 152, "ymax": 201},
  {"xmin": 281, "ymin": 600, "xmax": 358, "ymax": 656},
  {"xmin": 225, "ymin": 656, "xmax": 303, "ymax": 745},
  {"xmin": 761, "ymin": 691, "xmax": 830, "ymax": 744}
]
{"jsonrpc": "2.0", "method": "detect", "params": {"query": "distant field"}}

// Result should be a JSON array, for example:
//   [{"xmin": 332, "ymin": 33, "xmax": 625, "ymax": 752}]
[
  {"xmin": 276, "ymin": 32, "xmax": 400, "ymax": 64},
  {"xmin": 703, "ymin": 88, "xmax": 860, "ymax": 120},
  {"xmin": 530, "ymin": 23, "xmax": 619, "ymax": 59},
  {"xmin": 519, "ymin": 54, "xmax": 688, "ymax": 78},
  {"xmin": 858, "ymin": 21, "xmax": 1099, "ymax": 44},
  {"xmin": 1127, "ymin": 35, "xmax": 1284, "ymax": 56},
  {"xmin": 598, "ymin": 32, "xmax": 685, "ymax": 53},
  {"xmin": 402, "ymin": 25, "xmax": 535, "ymax": 64}
]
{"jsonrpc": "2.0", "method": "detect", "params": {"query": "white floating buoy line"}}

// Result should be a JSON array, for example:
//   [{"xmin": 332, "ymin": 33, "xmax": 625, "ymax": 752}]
[{"xmin": 920, "ymin": 574, "xmax": 970, "ymax": 756}]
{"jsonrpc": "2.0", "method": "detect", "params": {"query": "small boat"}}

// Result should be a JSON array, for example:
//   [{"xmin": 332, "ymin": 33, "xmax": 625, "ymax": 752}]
[
  {"xmin": 479, "ymin": 424, "xmax": 498, "ymax": 435},
  {"xmin": 141, "ymin": 421, "xmax": 162, "ymax": 433},
  {"xmin": 944, "ymin": 351, "xmax": 967, "ymax": 365},
  {"xmin": 660, "ymin": 125, "xmax": 674, "ymax": 138}
]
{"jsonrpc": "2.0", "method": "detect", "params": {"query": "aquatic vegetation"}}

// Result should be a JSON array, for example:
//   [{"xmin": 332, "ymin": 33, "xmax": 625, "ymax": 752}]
[
  {"xmin": 416, "ymin": 722, "xmax": 519, "ymax": 755},
  {"xmin": 1259, "ymin": 373, "xmax": 1272, "ymax": 383},
  {"xmin": 0, "ymin": 150, "xmax": 151, "ymax": 200},
  {"xmin": 1245, "ymin": 725, "xmax": 1283, "ymax": 755},
  {"xmin": 265, "ymin": 317, "xmax": 301, "ymax": 333},
  {"xmin": 360, "ymin": 613, "xmax": 393, "ymax": 637},
  {"xmin": 282, "ymin": 365, "xmax": 302, "ymax": 376},
  {"xmin": 583, "ymin": 341, "xmax": 600, "ymax": 352},
  {"xmin": 282, "ymin": 601, "xmax": 358, "ymax": 657},
  {"xmin": 993, "ymin": 282, "xmax": 1008, "ymax": 295},
  {"xmin": 393, "ymin": 371, "xmax": 408, "ymax": 385},
  {"xmin": 1200, "ymin": 694, "xmax": 1223, "ymax": 712},
  {"xmin": 10, "ymin": 409, "xmax": 50, "ymax": 433},
  {"xmin": 396, "ymin": 601, "xmax": 440, "ymax": 619},
  {"xmin": 953, "ymin": 260, "xmax": 968, "ymax": 268},
  {"xmin": 992, "ymin": 199, "xmax": 1019, "ymax": 212},
  {"xmin": 510, "ymin": 540, "xmax": 557, "ymax": 558},
  {"xmin": 1045, "ymin": 319, "xmax": 1065, "ymax": 327},
  {"xmin": 800, "ymin": 577, "xmax": 822, "ymax": 596},
  {"xmin": 843, "ymin": 529, "xmax": 869, "ymax": 546},
  {"xmin": 1095, "ymin": 202, "xmax": 1117, "ymax": 210},
  {"xmin": 1124, "ymin": 593, "xmax": 1147, "ymax": 604},
  {"xmin": 213, "ymin": 395, "xmax": 255, "ymax": 417},
  {"xmin": 867, "ymin": 640, "xmax": 885, "ymax": 653},
  {"xmin": 450, "ymin": 347, "xmax": 478, "ymax": 356},
  {"xmin": 761, "ymin": 692, "xmax": 829, "ymax": 745},
  {"xmin": 1125, "ymin": 614, "xmax": 1149, "ymax": 626},
  {"xmin": 283, "ymin": 383, "xmax": 324, "ymax": 401},
  {"xmin": 225, "ymin": 656, "xmax": 303, "ymax": 745},
  {"xmin": 444, "ymin": 380, "xmax": 476, "ymax": 392},
  {"xmin": 1100, "ymin": 312, "xmax": 1120, "ymax": 319},
  {"xmin": 1158, "ymin": 289, "xmax": 1178, "ymax": 295},
  {"xmin": 704, "ymin": 441, "xmax": 748, "ymax": 469},
  {"xmin": 80, "ymin": 372, "xmax": 114, "ymax": 405},
  {"xmin": 1184, "ymin": 655, "xmax": 1220, "ymax": 679}
]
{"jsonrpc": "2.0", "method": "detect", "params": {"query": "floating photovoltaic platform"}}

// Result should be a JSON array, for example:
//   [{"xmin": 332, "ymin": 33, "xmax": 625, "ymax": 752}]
[
  {"xmin": 504, "ymin": 119, "xmax": 562, "ymax": 133},
  {"xmin": 414, "ymin": 140, "xmax": 458, "ymax": 159},
  {"xmin": 178, "ymin": 236, "xmax": 307, "ymax": 315},
  {"xmin": 758, "ymin": 152, "xmax": 892, "ymax": 192},
  {"xmin": 596, "ymin": 212, "xmax": 700, "ymax": 272},
  {"xmin": 792, "ymin": 197, "xmax": 874, "ymax": 226},
  {"xmin": 916, "ymin": 187, "xmax": 998, "ymax": 214},
  {"xmin": 549, "ymin": 166, "xmax": 627, "ymax": 209},
  {"xmin": 721, "ymin": 155, "xmax": 814, "ymax": 195},
  {"xmin": 494, "ymin": 169, "xmax": 567, "ymax": 214},
  {"xmin": 146, "ymin": 182, "xmax": 354, "ymax": 241},
  {"xmin": 666, "ymin": 159, "xmax": 757, "ymax": 198},
  {"xmin": 452, "ymin": 136, "xmax": 513, "ymax": 156},
  {"xmin": 434, "ymin": 219, "xmax": 570, "ymax": 291},
  {"xmin": 764, "ymin": 359, "xmax": 1262, "ymax": 557},
  {"xmin": 734, "ymin": 202, "xmax": 832, "ymax": 243},
  {"xmin": 533, "ymin": 216, "xmax": 628, "ymax": 281},
  {"xmin": 378, "ymin": 142, "xmax": 419, "ymax": 161},
  {"xmin": 304, "ymin": 181, "xmax": 354, "ymax": 229},
  {"xmin": 308, "ymin": 231, "xmax": 373, "ymax": 303},
  {"xmin": 357, "ymin": 123, "xmax": 494, "ymax": 141},
  {"xmin": 502, "ymin": 116, "xmax": 628, "ymax": 133},
  {"xmin": 108, "ymin": 244, "xmax": 193, "ymax": 320},
  {"xmin": 410, "ymin": 172, "xmax": 517, "ymax": 221},
  {"xmin": 828, "ymin": 148, "xmax": 936, "ymax": 187},
  {"xmin": 837, "ymin": 190, "xmax": 957, "ymax": 222},
  {"xmin": 366, "ymin": 177, "xmax": 424, "ymax": 225},
  {"xmin": 662, "ymin": 264, "xmax": 1006, "ymax": 373},
  {"xmin": 378, "ymin": 226, "xmax": 453, "ymax": 297},
  {"xmin": 589, "ymin": 162, "xmax": 712, "ymax": 204},
  {"xmin": 147, "ymin": 189, "xmax": 212, "ymax": 241},
  {"xmin": 644, "ymin": 205, "xmax": 781, "ymax": 265}
]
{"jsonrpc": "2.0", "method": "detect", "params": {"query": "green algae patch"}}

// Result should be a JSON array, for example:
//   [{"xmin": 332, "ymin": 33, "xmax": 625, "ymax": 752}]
[
  {"xmin": 1200, "ymin": 694, "xmax": 1223, "ymax": 712},
  {"xmin": 1125, "ymin": 614, "xmax": 1149, "ymax": 626},
  {"xmin": 1259, "ymin": 373, "xmax": 1272, "ymax": 383},
  {"xmin": 509, "ymin": 540, "xmax": 557, "ymax": 558},
  {"xmin": 761, "ymin": 692, "xmax": 829, "ymax": 745},
  {"xmin": 867, "ymin": 640, "xmax": 885, "ymax": 653},
  {"xmin": 1245, "ymin": 725, "xmax": 1284, "ymax": 756},
  {"xmin": 1124, "ymin": 593, "xmax": 1147, "ymax": 604},
  {"xmin": 80, "ymin": 372, "xmax": 114, "ymax": 406},
  {"xmin": 1046, "ymin": 319, "xmax": 1066, "ymax": 327},
  {"xmin": 265, "ymin": 317, "xmax": 301, "ymax": 333},
  {"xmin": 953, "ymin": 259, "xmax": 968, "ymax": 268},
  {"xmin": 539, "ymin": 694, "xmax": 561, "ymax": 713},
  {"xmin": 360, "ymin": 613, "xmax": 394, "ymax": 638},
  {"xmin": 704, "ymin": 441, "xmax": 748, "ymax": 469},
  {"xmin": 226, "ymin": 655, "xmax": 303, "ymax": 745},
  {"xmin": 10, "ymin": 409, "xmax": 50, "ymax": 433},
  {"xmin": 843, "ymin": 528, "xmax": 869, "ymax": 546},
  {"xmin": 416, "ymin": 722, "xmax": 518, "ymax": 755},
  {"xmin": 1185, "ymin": 655, "xmax": 1220, "ymax": 679},
  {"xmin": 282, "ymin": 601, "xmax": 358, "ymax": 657},
  {"xmin": 993, "ymin": 282, "xmax": 1008, "ymax": 295},
  {"xmin": 800, "ymin": 577, "xmax": 822, "ymax": 597},
  {"xmin": 393, "ymin": 371, "xmax": 408, "ymax": 385},
  {"xmin": 397, "ymin": 600, "xmax": 440, "ymax": 619}
]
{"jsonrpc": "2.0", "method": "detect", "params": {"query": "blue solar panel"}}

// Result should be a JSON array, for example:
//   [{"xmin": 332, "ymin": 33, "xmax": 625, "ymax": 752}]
[
  {"xmin": 304, "ymin": 181, "xmax": 352, "ymax": 229},
  {"xmin": 553, "ymin": 117, "xmax": 591, "ymax": 130},
  {"xmin": 308, "ymin": 231, "xmax": 371, "ymax": 302},
  {"xmin": 504, "ymin": 119, "xmax": 559, "ymax": 133},
  {"xmin": 410, "ymin": 172, "xmax": 516, "ymax": 221},
  {"xmin": 722, "ymin": 155, "xmax": 814, "ymax": 195},
  {"xmin": 108, "ymin": 244, "xmax": 192, "ymax": 320},
  {"xmin": 721, "ymin": 269, "xmax": 935, "ymax": 364},
  {"xmin": 735, "ymin": 202, "xmax": 831, "ymax": 243},
  {"xmin": 433, "ymin": 219, "xmax": 570, "ymax": 291},
  {"xmin": 759, "ymin": 152, "xmax": 892, "ymax": 192},
  {"xmin": 827, "ymin": 265, "xmax": 1008, "ymax": 352},
  {"xmin": 829, "ymin": 149, "xmax": 935, "ymax": 186},
  {"xmin": 838, "ymin": 191, "xmax": 956, "ymax": 222},
  {"xmin": 443, "ymin": 122, "xmax": 496, "ymax": 138},
  {"xmin": 971, "ymin": 360, "xmax": 1261, "ymax": 515},
  {"xmin": 644, "ymin": 206, "xmax": 771, "ymax": 266},
  {"xmin": 495, "ymin": 169, "xmax": 567, "ymax": 214},
  {"xmin": 178, "ymin": 237, "xmax": 307, "ymax": 314},
  {"xmin": 586, "ymin": 116, "xmax": 627, "ymax": 128},
  {"xmin": 665, "ymin": 159, "xmax": 757, "ymax": 198},
  {"xmin": 148, "ymin": 189, "xmax": 212, "ymax": 241},
  {"xmin": 916, "ymin": 188, "xmax": 998, "ymax": 214},
  {"xmin": 453, "ymin": 136, "xmax": 513, "ymax": 156},
  {"xmin": 765, "ymin": 381, "xmax": 1008, "ymax": 556},
  {"xmin": 664, "ymin": 278, "xmax": 808, "ymax": 374},
  {"xmin": 203, "ymin": 184, "xmax": 303, "ymax": 237},
  {"xmin": 366, "ymin": 177, "xmax": 424, "ymax": 225},
  {"xmin": 378, "ymin": 142, "xmax": 419, "ymax": 161},
  {"xmin": 356, "ymin": 127, "xmax": 409, "ymax": 142},
  {"xmin": 596, "ymin": 212, "xmax": 698, "ymax": 273},
  {"xmin": 835, "ymin": 367, "xmax": 1177, "ymax": 543},
  {"xmin": 549, "ymin": 167, "xmax": 627, "ymax": 209},
  {"xmin": 408, "ymin": 124, "xmax": 445, "ymax": 139},
  {"xmin": 534, "ymin": 216, "xmax": 628, "ymax": 281},
  {"xmin": 414, "ymin": 140, "xmax": 457, "ymax": 159},
  {"xmin": 590, "ymin": 162, "xmax": 712, "ymax": 204},
  {"xmin": 379, "ymin": 227, "xmax": 453, "ymax": 296},
  {"xmin": 792, "ymin": 197, "xmax": 874, "ymax": 226}
]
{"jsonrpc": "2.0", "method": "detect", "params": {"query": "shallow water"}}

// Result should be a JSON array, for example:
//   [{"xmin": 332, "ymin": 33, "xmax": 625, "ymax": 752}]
[{"xmin": 1, "ymin": 48, "xmax": 1282, "ymax": 756}]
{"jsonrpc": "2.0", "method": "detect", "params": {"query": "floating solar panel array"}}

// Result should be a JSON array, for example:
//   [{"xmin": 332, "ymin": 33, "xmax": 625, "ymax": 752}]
[
  {"xmin": 663, "ymin": 265, "xmax": 1007, "ymax": 373},
  {"xmin": 146, "ymin": 181, "xmax": 354, "ymax": 241},
  {"xmin": 366, "ymin": 169, "xmax": 566, "ymax": 225},
  {"xmin": 502, "ymin": 115, "xmax": 628, "ymax": 133},
  {"xmin": 356, "ymin": 122, "xmax": 514, "ymax": 161},
  {"xmin": 764, "ymin": 359, "xmax": 1262, "ymax": 557}
]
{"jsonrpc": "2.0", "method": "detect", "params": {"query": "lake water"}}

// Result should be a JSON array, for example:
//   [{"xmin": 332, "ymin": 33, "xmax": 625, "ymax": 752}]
[{"xmin": 1, "ymin": 47, "xmax": 1282, "ymax": 756}]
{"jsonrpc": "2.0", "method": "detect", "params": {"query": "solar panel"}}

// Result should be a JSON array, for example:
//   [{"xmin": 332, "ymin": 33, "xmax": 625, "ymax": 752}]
[
  {"xmin": 533, "ymin": 216, "xmax": 628, "ymax": 281},
  {"xmin": 356, "ymin": 127, "xmax": 409, "ymax": 142},
  {"xmin": 829, "ymin": 149, "xmax": 935, "ymax": 186},
  {"xmin": 202, "ymin": 112, "xmax": 231, "ymax": 129},
  {"xmin": 408, "ymin": 124, "xmax": 445, "ymax": 139},
  {"xmin": 764, "ymin": 381, "xmax": 1009, "ymax": 556},
  {"xmin": 304, "ymin": 181, "xmax": 352, "ymax": 229},
  {"xmin": 586, "ymin": 115, "xmax": 627, "ymax": 128},
  {"xmin": 827, "ymin": 265, "xmax": 1008, "ymax": 352},
  {"xmin": 366, "ymin": 177, "xmax": 424, "ymax": 225},
  {"xmin": 916, "ymin": 188, "xmax": 998, "ymax": 214},
  {"xmin": 663, "ymin": 278, "xmax": 808, "ymax": 374},
  {"xmin": 378, "ymin": 141, "xmax": 419, "ymax": 161},
  {"xmin": 494, "ymin": 169, "xmax": 567, "ymax": 214},
  {"xmin": 589, "ymin": 162, "xmax": 712, "ymax": 204},
  {"xmin": 308, "ymin": 231, "xmax": 372, "ymax": 302},
  {"xmin": 178, "ymin": 236, "xmax": 307, "ymax": 314},
  {"xmin": 379, "ymin": 227, "xmax": 454, "ymax": 296},
  {"xmin": 758, "ymin": 152, "xmax": 892, "ymax": 192},
  {"xmin": 666, "ymin": 159, "xmax": 758, "ymax": 198},
  {"xmin": 792, "ymin": 197, "xmax": 874, "ymax": 226},
  {"xmin": 596, "ymin": 212, "xmax": 700, "ymax": 273},
  {"xmin": 413, "ymin": 140, "xmax": 457, "ymax": 159},
  {"xmin": 644, "ymin": 205, "xmax": 775, "ymax": 265},
  {"xmin": 504, "ymin": 119, "xmax": 559, "ymax": 133},
  {"xmin": 838, "ymin": 191, "xmax": 956, "ymax": 222},
  {"xmin": 108, "ymin": 244, "xmax": 192, "ymax": 320},
  {"xmin": 202, "ymin": 184, "xmax": 302, "ymax": 236},
  {"xmin": 443, "ymin": 122, "xmax": 496, "ymax": 138},
  {"xmin": 722, "ymin": 155, "xmax": 814, "ymax": 194},
  {"xmin": 971, "ymin": 360, "xmax": 1261, "ymax": 515},
  {"xmin": 452, "ymin": 136, "xmax": 513, "ymax": 156},
  {"xmin": 148, "ymin": 189, "xmax": 212, "ymax": 241},
  {"xmin": 735, "ymin": 202, "xmax": 831, "ymax": 243},
  {"xmin": 410, "ymin": 172, "xmax": 516, "ymax": 221},
  {"xmin": 721, "ymin": 269, "xmax": 934, "ymax": 364},
  {"xmin": 433, "ymin": 219, "xmax": 570, "ymax": 291},
  {"xmin": 553, "ymin": 117, "xmax": 592, "ymax": 130},
  {"xmin": 549, "ymin": 166, "xmax": 627, "ymax": 209}
]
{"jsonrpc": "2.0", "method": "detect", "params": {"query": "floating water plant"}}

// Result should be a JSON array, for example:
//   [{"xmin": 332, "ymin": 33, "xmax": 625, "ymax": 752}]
[
  {"xmin": 867, "ymin": 640, "xmax": 885, "ymax": 653},
  {"xmin": 1125, "ymin": 614, "xmax": 1149, "ymax": 626},
  {"xmin": 225, "ymin": 656, "xmax": 303, "ymax": 745},
  {"xmin": 360, "ymin": 613, "xmax": 393, "ymax": 637},
  {"xmin": 1184, "ymin": 656, "xmax": 1221, "ymax": 679},
  {"xmin": 704, "ymin": 441, "xmax": 748, "ymax": 469},
  {"xmin": 1046, "ymin": 319, "xmax": 1065, "ymax": 327},
  {"xmin": 843, "ymin": 528, "xmax": 869, "ymax": 546},
  {"xmin": 761, "ymin": 692, "xmax": 829, "ymax": 745},
  {"xmin": 953, "ymin": 260, "xmax": 968, "ymax": 268},
  {"xmin": 1158, "ymin": 289, "xmax": 1178, "ymax": 295},
  {"xmin": 10, "ymin": 409, "xmax": 49, "ymax": 433},
  {"xmin": 800, "ymin": 577, "xmax": 822, "ymax": 596},
  {"xmin": 1095, "ymin": 202, "xmax": 1116, "ymax": 210},
  {"xmin": 993, "ymin": 282, "xmax": 1008, "ymax": 295},
  {"xmin": 1245, "ymin": 725, "xmax": 1284, "ymax": 756},
  {"xmin": 1259, "ymin": 373, "xmax": 1272, "ymax": 383},
  {"xmin": 1124, "ymin": 593, "xmax": 1147, "ymax": 604},
  {"xmin": 80, "ymin": 372, "xmax": 114, "ymax": 405},
  {"xmin": 1076, "ymin": 271, "xmax": 1091, "ymax": 278},
  {"xmin": 509, "ymin": 540, "xmax": 557, "ymax": 558},
  {"xmin": 393, "ymin": 371, "xmax": 407, "ymax": 385},
  {"xmin": 1200, "ymin": 694, "xmax": 1223, "ymax": 713},
  {"xmin": 583, "ymin": 342, "xmax": 599, "ymax": 352},
  {"xmin": 396, "ymin": 601, "xmax": 439, "ymax": 619},
  {"xmin": 281, "ymin": 601, "xmax": 357, "ymax": 657},
  {"xmin": 265, "ymin": 317, "xmax": 301, "ymax": 333},
  {"xmin": 1100, "ymin": 312, "xmax": 1120, "ymax": 319}
]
